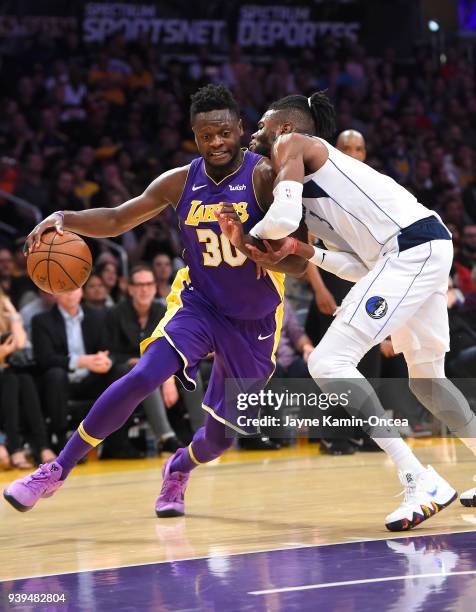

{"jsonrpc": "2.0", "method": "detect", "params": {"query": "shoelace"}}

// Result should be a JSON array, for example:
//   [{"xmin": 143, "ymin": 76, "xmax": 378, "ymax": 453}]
[
  {"xmin": 395, "ymin": 482, "xmax": 417, "ymax": 506},
  {"xmin": 26, "ymin": 464, "xmax": 53, "ymax": 488},
  {"xmin": 160, "ymin": 475, "xmax": 186, "ymax": 502}
]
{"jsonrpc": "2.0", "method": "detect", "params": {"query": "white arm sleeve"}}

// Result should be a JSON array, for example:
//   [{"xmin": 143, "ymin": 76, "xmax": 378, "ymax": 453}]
[
  {"xmin": 309, "ymin": 246, "xmax": 368, "ymax": 282},
  {"xmin": 249, "ymin": 180, "xmax": 303, "ymax": 240}
]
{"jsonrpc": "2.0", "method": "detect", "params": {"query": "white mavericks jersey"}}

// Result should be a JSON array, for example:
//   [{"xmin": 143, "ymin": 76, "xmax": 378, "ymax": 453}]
[{"xmin": 303, "ymin": 137, "xmax": 433, "ymax": 268}]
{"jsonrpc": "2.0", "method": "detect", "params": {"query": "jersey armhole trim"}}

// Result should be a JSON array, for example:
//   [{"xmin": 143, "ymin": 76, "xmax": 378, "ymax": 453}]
[
  {"xmin": 174, "ymin": 163, "xmax": 193, "ymax": 211},
  {"xmin": 252, "ymin": 158, "xmax": 267, "ymax": 213}
]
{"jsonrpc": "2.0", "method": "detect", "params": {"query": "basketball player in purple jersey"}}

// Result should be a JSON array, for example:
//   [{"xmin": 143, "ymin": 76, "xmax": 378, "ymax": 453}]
[{"xmin": 4, "ymin": 85, "xmax": 306, "ymax": 517}]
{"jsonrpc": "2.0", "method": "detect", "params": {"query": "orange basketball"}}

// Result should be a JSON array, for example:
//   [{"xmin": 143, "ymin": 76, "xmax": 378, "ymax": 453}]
[{"xmin": 27, "ymin": 230, "xmax": 92, "ymax": 294}]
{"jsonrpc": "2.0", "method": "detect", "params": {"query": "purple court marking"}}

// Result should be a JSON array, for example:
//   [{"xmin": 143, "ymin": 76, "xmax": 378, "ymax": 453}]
[{"xmin": 2, "ymin": 531, "xmax": 476, "ymax": 611}]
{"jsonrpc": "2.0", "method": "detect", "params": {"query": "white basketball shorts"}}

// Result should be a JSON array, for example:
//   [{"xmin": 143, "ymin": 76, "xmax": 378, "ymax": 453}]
[{"xmin": 336, "ymin": 239, "xmax": 453, "ymax": 363}]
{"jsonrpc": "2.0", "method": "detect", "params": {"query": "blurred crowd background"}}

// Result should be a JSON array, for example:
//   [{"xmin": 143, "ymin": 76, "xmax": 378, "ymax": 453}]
[{"xmin": 1, "ymin": 1, "xmax": 476, "ymax": 467}]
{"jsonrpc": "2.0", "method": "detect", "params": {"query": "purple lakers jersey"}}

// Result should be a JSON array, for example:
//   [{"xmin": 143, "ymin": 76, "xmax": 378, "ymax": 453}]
[{"xmin": 176, "ymin": 150, "xmax": 284, "ymax": 319}]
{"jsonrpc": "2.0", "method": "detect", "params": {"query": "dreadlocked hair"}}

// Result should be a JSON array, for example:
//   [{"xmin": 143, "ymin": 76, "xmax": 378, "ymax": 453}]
[
  {"xmin": 268, "ymin": 91, "xmax": 336, "ymax": 140},
  {"xmin": 190, "ymin": 84, "xmax": 240, "ymax": 121}
]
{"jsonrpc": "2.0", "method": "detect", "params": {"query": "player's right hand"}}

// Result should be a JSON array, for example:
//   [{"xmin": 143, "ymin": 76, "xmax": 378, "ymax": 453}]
[
  {"xmin": 246, "ymin": 238, "xmax": 295, "ymax": 265},
  {"xmin": 24, "ymin": 212, "xmax": 64, "ymax": 255},
  {"xmin": 216, "ymin": 203, "xmax": 245, "ymax": 248}
]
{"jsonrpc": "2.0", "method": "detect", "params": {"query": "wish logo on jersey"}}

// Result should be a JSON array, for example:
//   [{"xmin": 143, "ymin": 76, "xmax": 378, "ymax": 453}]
[{"xmin": 365, "ymin": 296, "xmax": 388, "ymax": 319}]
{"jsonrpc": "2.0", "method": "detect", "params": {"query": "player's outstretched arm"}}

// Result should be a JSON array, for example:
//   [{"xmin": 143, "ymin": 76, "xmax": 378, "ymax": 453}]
[
  {"xmin": 246, "ymin": 236, "xmax": 368, "ymax": 283},
  {"xmin": 306, "ymin": 244, "xmax": 369, "ymax": 282},
  {"xmin": 24, "ymin": 167, "xmax": 188, "ymax": 253}
]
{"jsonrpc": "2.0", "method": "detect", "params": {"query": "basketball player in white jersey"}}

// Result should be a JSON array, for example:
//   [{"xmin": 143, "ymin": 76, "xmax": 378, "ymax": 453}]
[{"xmin": 217, "ymin": 92, "xmax": 476, "ymax": 531}]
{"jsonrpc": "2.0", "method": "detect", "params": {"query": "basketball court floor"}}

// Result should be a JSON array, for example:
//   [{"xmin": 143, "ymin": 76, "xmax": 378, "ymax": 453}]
[{"xmin": 1, "ymin": 440, "xmax": 476, "ymax": 610}]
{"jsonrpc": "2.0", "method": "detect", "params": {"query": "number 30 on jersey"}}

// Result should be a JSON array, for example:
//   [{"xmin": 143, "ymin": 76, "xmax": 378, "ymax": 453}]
[{"xmin": 196, "ymin": 229, "xmax": 247, "ymax": 267}]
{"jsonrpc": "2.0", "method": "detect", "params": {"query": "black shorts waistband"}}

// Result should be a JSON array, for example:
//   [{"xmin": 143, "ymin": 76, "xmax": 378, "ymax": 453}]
[{"xmin": 397, "ymin": 215, "xmax": 451, "ymax": 253}]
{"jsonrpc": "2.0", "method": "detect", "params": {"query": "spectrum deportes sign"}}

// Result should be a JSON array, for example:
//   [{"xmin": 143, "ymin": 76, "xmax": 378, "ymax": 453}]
[{"xmin": 0, "ymin": 1, "xmax": 361, "ymax": 47}]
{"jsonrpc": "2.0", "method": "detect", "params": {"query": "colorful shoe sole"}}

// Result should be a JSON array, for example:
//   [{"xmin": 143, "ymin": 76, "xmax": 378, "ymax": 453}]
[{"xmin": 386, "ymin": 492, "xmax": 458, "ymax": 532}]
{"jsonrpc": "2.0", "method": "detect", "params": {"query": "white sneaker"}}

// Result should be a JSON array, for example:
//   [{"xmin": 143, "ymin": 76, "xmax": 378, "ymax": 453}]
[
  {"xmin": 460, "ymin": 479, "xmax": 476, "ymax": 507},
  {"xmin": 385, "ymin": 465, "xmax": 457, "ymax": 532}
]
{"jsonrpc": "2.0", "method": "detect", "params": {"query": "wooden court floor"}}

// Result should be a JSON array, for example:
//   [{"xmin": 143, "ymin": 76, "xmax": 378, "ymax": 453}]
[{"xmin": 1, "ymin": 440, "xmax": 476, "ymax": 583}]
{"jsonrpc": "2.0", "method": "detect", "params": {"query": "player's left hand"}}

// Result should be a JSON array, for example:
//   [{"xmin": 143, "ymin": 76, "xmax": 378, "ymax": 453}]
[
  {"xmin": 216, "ymin": 203, "xmax": 245, "ymax": 248},
  {"xmin": 246, "ymin": 237, "xmax": 295, "ymax": 265}
]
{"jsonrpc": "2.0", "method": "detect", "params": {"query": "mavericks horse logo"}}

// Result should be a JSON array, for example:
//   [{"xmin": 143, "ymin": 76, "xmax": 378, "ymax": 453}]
[{"xmin": 365, "ymin": 296, "xmax": 388, "ymax": 319}]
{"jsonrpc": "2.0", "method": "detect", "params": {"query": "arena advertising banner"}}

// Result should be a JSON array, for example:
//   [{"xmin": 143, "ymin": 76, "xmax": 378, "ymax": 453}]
[
  {"xmin": 0, "ymin": 0, "xmax": 361, "ymax": 48},
  {"xmin": 0, "ymin": 0, "xmax": 78, "ymax": 38},
  {"xmin": 236, "ymin": 4, "xmax": 360, "ymax": 47},
  {"xmin": 83, "ymin": 2, "xmax": 361, "ymax": 47}
]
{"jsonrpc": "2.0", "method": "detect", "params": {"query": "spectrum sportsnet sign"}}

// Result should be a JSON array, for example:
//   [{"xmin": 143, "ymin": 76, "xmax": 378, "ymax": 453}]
[
  {"xmin": 83, "ymin": 3, "xmax": 226, "ymax": 45},
  {"xmin": 83, "ymin": 2, "xmax": 360, "ymax": 47}
]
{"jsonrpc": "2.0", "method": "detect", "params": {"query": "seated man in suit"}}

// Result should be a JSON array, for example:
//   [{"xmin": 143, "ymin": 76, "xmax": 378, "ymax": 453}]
[
  {"xmin": 32, "ymin": 288, "xmax": 114, "ymax": 451},
  {"xmin": 105, "ymin": 265, "xmax": 183, "ymax": 454}
]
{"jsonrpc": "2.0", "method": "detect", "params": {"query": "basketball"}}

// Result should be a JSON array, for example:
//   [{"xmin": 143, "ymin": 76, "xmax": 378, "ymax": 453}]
[{"xmin": 27, "ymin": 230, "xmax": 92, "ymax": 294}]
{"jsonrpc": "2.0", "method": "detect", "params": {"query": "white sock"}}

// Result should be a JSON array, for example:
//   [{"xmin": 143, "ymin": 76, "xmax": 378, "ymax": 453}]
[{"xmin": 373, "ymin": 437, "xmax": 426, "ymax": 475}]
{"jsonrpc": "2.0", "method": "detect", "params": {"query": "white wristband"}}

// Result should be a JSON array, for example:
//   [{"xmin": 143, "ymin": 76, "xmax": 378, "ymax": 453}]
[{"xmin": 250, "ymin": 180, "xmax": 303, "ymax": 240}]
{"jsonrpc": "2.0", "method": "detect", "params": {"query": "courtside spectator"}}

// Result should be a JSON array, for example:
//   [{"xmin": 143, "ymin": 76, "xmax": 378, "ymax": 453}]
[{"xmin": 31, "ymin": 288, "xmax": 113, "ymax": 452}]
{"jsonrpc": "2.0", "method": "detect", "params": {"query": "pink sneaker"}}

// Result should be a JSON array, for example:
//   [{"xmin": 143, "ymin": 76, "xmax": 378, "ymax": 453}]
[
  {"xmin": 3, "ymin": 462, "xmax": 64, "ymax": 512},
  {"xmin": 155, "ymin": 453, "xmax": 189, "ymax": 518}
]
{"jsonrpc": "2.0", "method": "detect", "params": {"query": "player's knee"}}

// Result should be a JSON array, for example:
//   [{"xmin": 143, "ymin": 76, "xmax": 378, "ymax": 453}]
[
  {"xmin": 407, "ymin": 356, "xmax": 447, "ymax": 402},
  {"xmin": 308, "ymin": 347, "xmax": 345, "ymax": 379},
  {"xmin": 308, "ymin": 356, "xmax": 336, "ymax": 379},
  {"xmin": 406, "ymin": 353, "xmax": 446, "ymax": 377}
]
